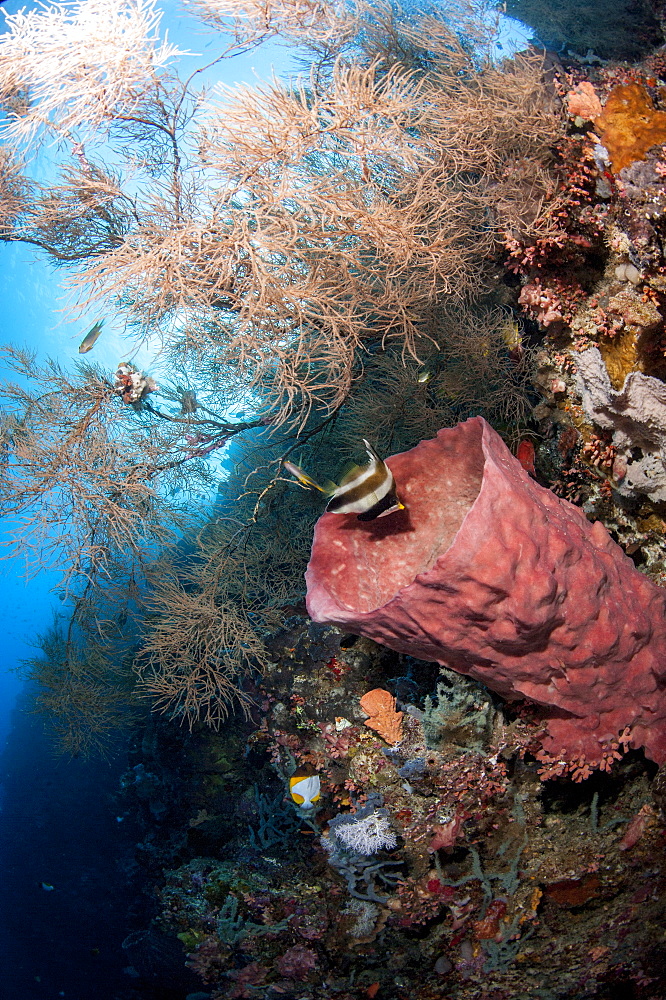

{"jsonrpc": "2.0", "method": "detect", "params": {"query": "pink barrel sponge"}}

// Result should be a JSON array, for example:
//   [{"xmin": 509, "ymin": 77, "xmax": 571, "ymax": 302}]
[{"xmin": 305, "ymin": 417, "xmax": 666, "ymax": 766}]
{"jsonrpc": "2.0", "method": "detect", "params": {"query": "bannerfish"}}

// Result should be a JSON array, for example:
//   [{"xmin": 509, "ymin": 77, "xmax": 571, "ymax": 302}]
[
  {"xmin": 78, "ymin": 320, "xmax": 104, "ymax": 354},
  {"xmin": 289, "ymin": 765, "xmax": 321, "ymax": 809},
  {"xmin": 283, "ymin": 439, "xmax": 404, "ymax": 521}
]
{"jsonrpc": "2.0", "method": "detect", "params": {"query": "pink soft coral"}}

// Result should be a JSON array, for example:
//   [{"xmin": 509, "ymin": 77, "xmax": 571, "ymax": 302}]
[{"xmin": 518, "ymin": 278, "xmax": 564, "ymax": 328}]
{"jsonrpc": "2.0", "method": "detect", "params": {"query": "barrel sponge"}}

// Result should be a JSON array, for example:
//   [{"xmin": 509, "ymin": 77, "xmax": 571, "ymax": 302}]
[{"xmin": 305, "ymin": 417, "xmax": 666, "ymax": 765}]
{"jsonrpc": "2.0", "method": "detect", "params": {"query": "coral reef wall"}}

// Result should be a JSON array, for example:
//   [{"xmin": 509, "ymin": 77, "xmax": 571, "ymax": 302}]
[{"xmin": 504, "ymin": 0, "xmax": 664, "ymax": 60}]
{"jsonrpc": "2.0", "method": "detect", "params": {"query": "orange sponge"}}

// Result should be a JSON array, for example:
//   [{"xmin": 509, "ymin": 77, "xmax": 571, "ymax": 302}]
[{"xmin": 596, "ymin": 83, "xmax": 666, "ymax": 174}]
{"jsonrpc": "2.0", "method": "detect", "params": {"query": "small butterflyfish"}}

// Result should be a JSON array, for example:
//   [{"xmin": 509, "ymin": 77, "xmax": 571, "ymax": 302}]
[
  {"xmin": 78, "ymin": 320, "xmax": 104, "ymax": 354},
  {"xmin": 283, "ymin": 439, "xmax": 404, "ymax": 521},
  {"xmin": 289, "ymin": 765, "xmax": 321, "ymax": 809},
  {"xmin": 500, "ymin": 317, "xmax": 524, "ymax": 360},
  {"xmin": 416, "ymin": 357, "xmax": 440, "ymax": 384}
]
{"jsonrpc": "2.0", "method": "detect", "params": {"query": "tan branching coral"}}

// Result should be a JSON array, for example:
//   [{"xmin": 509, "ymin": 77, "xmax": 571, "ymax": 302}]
[
  {"xmin": 184, "ymin": 0, "xmax": 356, "ymax": 49},
  {"xmin": 0, "ymin": 0, "xmax": 184, "ymax": 144},
  {"xmin": 0, "ymin": 0, "xmax": 566, "ymax": 734},
  {"xmin": 0, "ymin": 346, "xmax": 189, "ymax": 583},
  {"xmin": 335, "ymin": 303, "xmax": 535, "ymax": 459},
  {"xmin": 20, "ymin": 615, "xmax": 138, "ymax": 757},
  {"xmin": 137, "ymin": 572, "xmax": 262, "ymax": 728},
  {"xmin": 360, "ymin": 687, "xmax": 403, "ymax": 744},
  {"xmin": 0, "ymin": 0, "xmax": 562, "ymax": 429},
  {"xmin": 0, "ymin": 148, "xmax": 29, "ymax": 236},
  {"xmin": 135, "ymin": 465, "xmax": 314, "ymax": 727}
]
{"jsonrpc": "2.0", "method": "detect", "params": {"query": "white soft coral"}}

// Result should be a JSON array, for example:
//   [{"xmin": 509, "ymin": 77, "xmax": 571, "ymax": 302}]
[{"xmin": 331, "ymin": 810, "xmax": 396, "ymax": 855}]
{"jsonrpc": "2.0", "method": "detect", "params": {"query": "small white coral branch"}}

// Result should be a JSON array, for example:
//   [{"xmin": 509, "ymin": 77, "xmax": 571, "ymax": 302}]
[
  {"xmin": 185, "ymin": 0, "xmax": 353, "ymax": 43},
  {"xmin": 333, "ymin": 810, "xmax": 397, "ymax": 855}
]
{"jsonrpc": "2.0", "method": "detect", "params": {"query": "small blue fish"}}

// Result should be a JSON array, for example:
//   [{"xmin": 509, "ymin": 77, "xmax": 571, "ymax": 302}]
[{"xmin": 78, "ymin": 320, "xmax": 104, "ymax": 354}]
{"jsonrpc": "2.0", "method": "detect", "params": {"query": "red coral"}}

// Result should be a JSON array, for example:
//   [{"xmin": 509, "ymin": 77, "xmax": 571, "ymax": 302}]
[
  {"xmin": 518, "ymin": 277, "xmax": 585, "ymax": 329},
  {"xmin": 472, "ymin": 899, "xmax": 507, "ymax": 940},
  {"xmin": 582, "ymin": 435, "xmax": 617, "ymax": 473},
  {"xmin": 428, "ymin": 815, "xmax": 463, "ymax": 853},
  {"xmin": 325, "ymin": 655, "xmax": 348, "ymax": 680},
  {"xmin": 536, "ymin": 727, "xmax": 631, "ymax": 782},
  {"xmin": 619, "ymin": 803, "xmax": 657, "ymax": 850},
  {"xmin": 516, "ymin": 439, "xmax": 536, "ymax": 476},
  {"xmin": 317, "ymin": 721, "xmax": 358, "ymax": 758},
  {"xmin": 505, "ymin": 137, "xmax": 603, "ymax": 293}
]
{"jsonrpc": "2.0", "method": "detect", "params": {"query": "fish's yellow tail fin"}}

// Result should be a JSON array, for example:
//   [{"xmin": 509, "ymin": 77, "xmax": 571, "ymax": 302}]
[{"xmin": 283, "ymin": 460, "xmax": 327, "ymax": 494}]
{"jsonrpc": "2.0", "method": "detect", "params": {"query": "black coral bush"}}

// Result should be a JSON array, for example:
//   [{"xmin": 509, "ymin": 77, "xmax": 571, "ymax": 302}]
[{"xmin": 0, "ymin": 0, "xmax": 563, "ymax": 741}]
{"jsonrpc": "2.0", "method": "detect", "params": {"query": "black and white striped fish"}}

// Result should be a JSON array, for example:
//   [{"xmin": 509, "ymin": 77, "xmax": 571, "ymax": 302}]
[{"xmin": 283, "ymin": 439, "xmax": 404, "ymax": 521}]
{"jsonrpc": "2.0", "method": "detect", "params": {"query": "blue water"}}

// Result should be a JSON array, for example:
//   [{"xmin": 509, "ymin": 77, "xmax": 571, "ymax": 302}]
[{"xmin": 0, "ymin": 3, "xmax": 298, "ymax": 995}]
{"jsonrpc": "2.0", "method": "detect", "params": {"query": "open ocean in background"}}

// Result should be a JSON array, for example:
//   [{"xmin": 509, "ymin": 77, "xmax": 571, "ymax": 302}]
[{"xmin": 0, "ymin": 2, "xmax": 302, "ymax": 994}]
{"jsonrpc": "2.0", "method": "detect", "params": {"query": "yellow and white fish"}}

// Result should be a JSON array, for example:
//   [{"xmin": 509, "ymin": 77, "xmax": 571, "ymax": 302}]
[
  {"xmin": 500, "ymin": 316, "xmax": 524, "ymax": 360},
  {"xmin": 283, "ymin": 439, "xmax": 404, "ymax": 521},
  {"xmin": 416, "ymin": 357, "xmax": 440, "ymax": 383},
  {"xmin": 78, "ymin": 320, "xmax": 104, "ymax": 354},
  {"xmin": 289, "ymin": 765, "xmax": 321, "ymax": 809}
]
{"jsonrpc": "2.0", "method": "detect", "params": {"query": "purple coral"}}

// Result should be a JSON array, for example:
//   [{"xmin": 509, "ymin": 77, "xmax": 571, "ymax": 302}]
[{"xmin": 275, "ymin": 944, "xmax": 317, "ymax": 980}]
